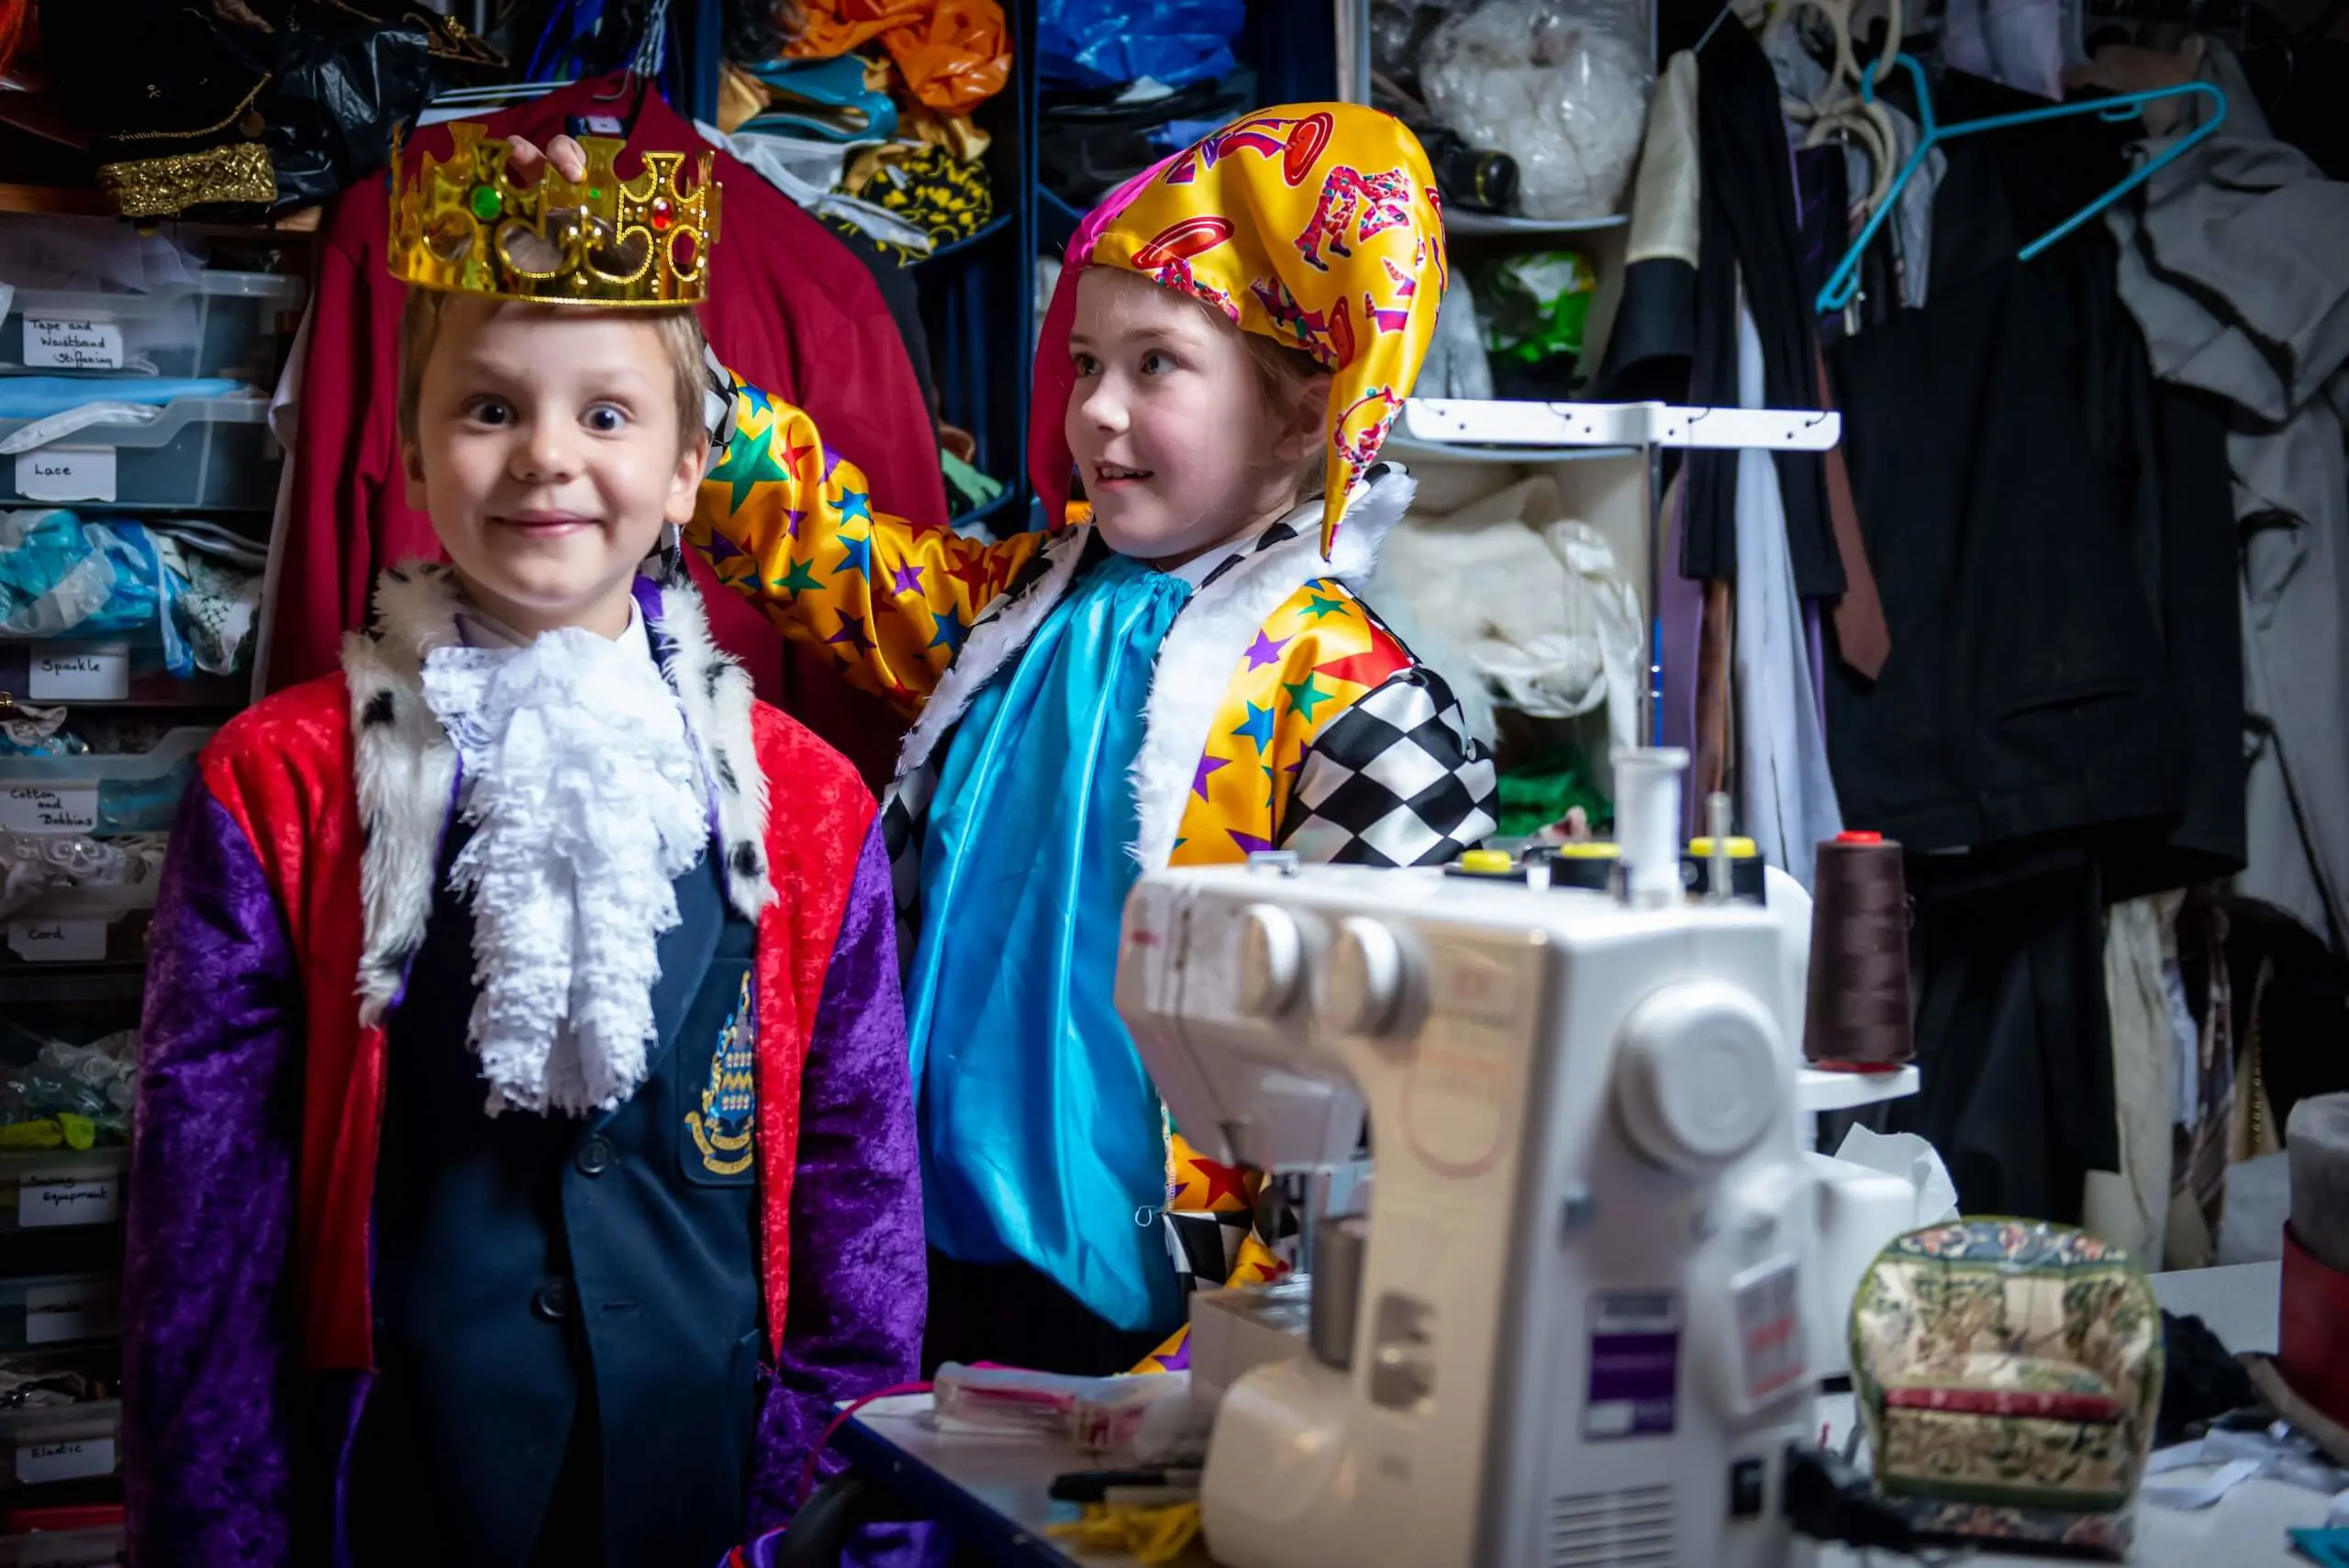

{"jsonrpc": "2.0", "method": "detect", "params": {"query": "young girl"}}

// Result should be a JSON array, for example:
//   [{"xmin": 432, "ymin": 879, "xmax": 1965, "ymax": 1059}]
[
  {"xmin": 546, "ymin": 103, "xmax": 1495, "ymax": 1374},
  {"xmin": 123, "ymin": 130, "xmax": 923, "ymax": 1566}
]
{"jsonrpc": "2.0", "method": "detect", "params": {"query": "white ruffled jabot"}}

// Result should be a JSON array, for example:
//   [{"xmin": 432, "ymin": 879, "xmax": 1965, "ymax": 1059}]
[{"xmin": 420, "ymin": 612, "xmax": 709, "ymax": 1118}]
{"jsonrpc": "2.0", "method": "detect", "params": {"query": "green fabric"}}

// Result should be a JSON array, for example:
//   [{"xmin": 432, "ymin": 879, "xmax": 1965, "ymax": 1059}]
[
  {"xmin": 1475, "ymin": 250, "xmax": 1598, "ymax": 364},
  {"xmin": 1496, "ymin": 762, "xmax": 1611, "ymax": 840},
  {"xmin": 941, "ymin": 449, "xmax": 1004, "ymax": 511}
]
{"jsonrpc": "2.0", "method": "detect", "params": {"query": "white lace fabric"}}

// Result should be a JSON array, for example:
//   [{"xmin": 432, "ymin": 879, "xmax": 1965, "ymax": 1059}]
[{"xmin": 420, "ymin": 620, "xmax": 710, "ymax": 1118}]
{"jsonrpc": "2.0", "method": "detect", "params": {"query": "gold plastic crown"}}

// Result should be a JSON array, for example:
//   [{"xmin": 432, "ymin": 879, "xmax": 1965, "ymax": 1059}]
[{"xmin": 389, "ymin": 123, "xmax": 720, "ymax": 307}]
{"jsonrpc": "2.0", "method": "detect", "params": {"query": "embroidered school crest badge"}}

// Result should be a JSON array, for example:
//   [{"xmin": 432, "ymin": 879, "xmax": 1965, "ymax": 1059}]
[{"xmin": 687, "ymin": 973, "xmax": 757, "ymax": 1176}]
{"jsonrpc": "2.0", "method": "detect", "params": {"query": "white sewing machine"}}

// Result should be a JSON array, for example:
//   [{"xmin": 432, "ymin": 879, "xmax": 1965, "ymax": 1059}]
[{"xmin": 1113, "ymin": 752, "xmax": 1913, "ymax": 1568}]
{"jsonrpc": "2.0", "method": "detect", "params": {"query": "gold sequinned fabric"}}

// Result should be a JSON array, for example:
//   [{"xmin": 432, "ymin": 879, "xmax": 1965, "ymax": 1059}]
[{"xmin": 98, "ymin": 143, "xmax": 277, "ymax": 217}]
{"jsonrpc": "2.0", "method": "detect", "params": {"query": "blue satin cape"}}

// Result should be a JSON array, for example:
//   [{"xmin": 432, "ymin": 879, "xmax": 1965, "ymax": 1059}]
[{"xmin": 905, "ymin": 550, "xmax": 1193, "ymax": 1335}]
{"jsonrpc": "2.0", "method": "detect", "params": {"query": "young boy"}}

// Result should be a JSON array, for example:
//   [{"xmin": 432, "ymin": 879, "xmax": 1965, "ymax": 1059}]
[
  {"xmin": 121, "ymin": 128, "xmax": 923, "ymax": 1567},
  {"xmin": 532, "ymin": 104, "xmax": 1497, "ymax": 1380}
]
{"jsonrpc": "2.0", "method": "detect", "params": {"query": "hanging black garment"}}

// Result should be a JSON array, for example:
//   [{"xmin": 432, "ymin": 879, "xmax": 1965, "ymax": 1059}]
[
  {"xmin": 1834, "ymin": 68, "xmax": 2241, "ymax": 884},
  {"xmin": 1925, "ymin": 69, "xmax": 2243, "ymax": 894},
  {"xmin": 1678, "ymin": 21, "xmax": 1842, "ymax": 597},
  {"xmin": 1823, "ymin": 256, "xmax": 2183, "ymax": 851},
  {"xmin": 1885, "ymin": 849, "xmax": 2121, "ymax": 1224}
]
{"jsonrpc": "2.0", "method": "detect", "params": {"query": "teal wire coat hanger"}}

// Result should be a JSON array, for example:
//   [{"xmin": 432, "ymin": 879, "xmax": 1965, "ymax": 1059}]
[{"xmin": 1813, "ymin": 53, "xmax": 2228, "ymax": 313}]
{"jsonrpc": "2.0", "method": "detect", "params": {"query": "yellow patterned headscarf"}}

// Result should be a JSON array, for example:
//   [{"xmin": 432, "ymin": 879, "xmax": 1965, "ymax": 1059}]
[{"xmin": 1029, "ymin": 103, "xmax": 1447, "ymax": 555}]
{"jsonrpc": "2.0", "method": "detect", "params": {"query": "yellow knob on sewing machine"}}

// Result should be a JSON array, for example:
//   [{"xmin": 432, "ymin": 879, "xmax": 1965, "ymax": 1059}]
[
  {"xmin": 1687, "ymin": 836, "xmax": 1759, "ymax": 858},
  {"xmin": 1457, "ymin": 850, "xmax": 1515, "ymax": 875}
]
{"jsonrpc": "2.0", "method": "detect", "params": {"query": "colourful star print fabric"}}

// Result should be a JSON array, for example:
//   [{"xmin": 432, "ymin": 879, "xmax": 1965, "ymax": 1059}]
[
  {"xmin": 691, "ymin": 377, "xmax": 1045, "ymax": 715},
  {"xmin": 1030, "ymin": 102, "xmax": 1447, "ymax": 554},
  {"xmin": 1134, "ymin": 1133, "xmax": 1290, "ymax": 1373},
  {"xmin": 1172, "ymin": 575, "xmax": 1412, "ymax": 863}
]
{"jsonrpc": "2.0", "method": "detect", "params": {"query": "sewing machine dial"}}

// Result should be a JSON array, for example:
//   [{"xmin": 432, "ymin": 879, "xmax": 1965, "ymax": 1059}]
[
  {"xmin": 1319, "ymin": 916, "xmax": 1410, "ymax": 1038},
  {"xmin": 1612, "ymin": 980, "xmax": 1785, "ymax": 1174},
  {"xmin": 1236, "ymin": 903, "xmax": 1306, "ymax": 1018}
]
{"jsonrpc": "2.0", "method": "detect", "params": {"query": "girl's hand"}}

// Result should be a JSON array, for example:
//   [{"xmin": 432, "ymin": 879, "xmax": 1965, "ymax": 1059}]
[{"xmin": 501, "ymin": 133, "xmax": 590, "ymax": 184}]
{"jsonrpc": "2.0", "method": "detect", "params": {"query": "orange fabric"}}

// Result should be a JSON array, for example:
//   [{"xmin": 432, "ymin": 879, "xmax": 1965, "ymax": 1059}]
[
  {"xmin": 199, "ymin": 673, "xmax": 874, "ymax": 1369},
  {"xmin": 787, "ymin": 0, "xmax": 1010, "ymax": 114}
]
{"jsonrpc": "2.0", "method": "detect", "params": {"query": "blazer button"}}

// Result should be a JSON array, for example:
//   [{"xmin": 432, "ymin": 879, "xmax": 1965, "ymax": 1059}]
[
  {"xmin": 576, "ymin": 1135, "xmax": 616, "ymax": 1177},
  {"xmin": 531, "ymin": 1277, "xmax": 573, "ymax": 1323}
]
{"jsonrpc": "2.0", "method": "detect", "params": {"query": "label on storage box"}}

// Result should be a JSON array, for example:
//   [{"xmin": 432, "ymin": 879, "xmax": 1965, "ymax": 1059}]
[
  {"xmin": 0, "ymin": 786, "xmax": 99, "ymax": 834},
  {"xmin": 7, "ymin": 920, "xmax": 106, "ymax": 963},
  {"xmin": 25, "ymin": 1280, "xmax": 118, "ymax": 1345},
  {"xmin": 28, "ymin": 643, "xmax": 130, "ymax": 701},
  {"xmin": 15, "ymin": 446, "xmax": 117, "ymax": 505},
  {"xmin": 17, "ymin": 1167, "xmax": 121, "ymax": 1227},
  {"xmin": 15, "ymin": 1436, "xmax": 117, "ymax": 1485},
  {"xmin": 24, "ymin": 315, "xmax": 126, "ymax": 371}
]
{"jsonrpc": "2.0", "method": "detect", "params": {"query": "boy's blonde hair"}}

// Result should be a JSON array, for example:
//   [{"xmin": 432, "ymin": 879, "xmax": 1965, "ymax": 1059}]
[{"xmin": 395, "ymin": 289, "xmax": 712, "ymax": 455}]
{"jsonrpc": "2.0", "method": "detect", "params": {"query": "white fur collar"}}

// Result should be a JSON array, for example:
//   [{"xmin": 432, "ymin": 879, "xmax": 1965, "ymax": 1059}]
[
  {"xmin": 340, "ymin": 564, "xmax": 773, "ymax": 1029},
  {"xmin": 891, "ymin": 467, "xmax": 1416, "ymax": 872}
]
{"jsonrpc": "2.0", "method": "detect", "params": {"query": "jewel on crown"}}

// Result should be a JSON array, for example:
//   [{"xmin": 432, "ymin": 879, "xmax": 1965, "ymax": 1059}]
[{"xmin": 388, "ymin": 123, "xmax": 720, "ymax": 306}]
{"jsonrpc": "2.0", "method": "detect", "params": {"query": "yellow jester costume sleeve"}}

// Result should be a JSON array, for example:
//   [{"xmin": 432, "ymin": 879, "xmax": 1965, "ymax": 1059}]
[{"xmin": 690, "ymin": 373, "xmax": 1049, "ymax": 716}]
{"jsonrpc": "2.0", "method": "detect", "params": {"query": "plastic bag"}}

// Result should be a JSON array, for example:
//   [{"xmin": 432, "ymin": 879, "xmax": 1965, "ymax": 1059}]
[
  {"xmin": 38, "ymin": 0, "xmax": 473, "ymax": 217},
  {"xmin": 0, "ymin": 510, "xmax": 262, "ymax": 673},
  {"xmin": 1420, "ymin": 0, "xmax": 1652, "ymax": 221},
  {"xmin": 252, "ymin": 12, "xmax": 452, "ymax": 212},
  {"xmin": 1040, "ymin": 0, "xmax": 1245, "ymax": 92},
  {"xmin": 0, "ymin": 510, "xmax": 161, "ymax": 640},
  {"xmin": 1474, "ymin": 249, "xmax": 1598, "ymax": 397},
  {"xmin": 0, "ymin": 1023, "xmax": 139, "ymax": 1147}
]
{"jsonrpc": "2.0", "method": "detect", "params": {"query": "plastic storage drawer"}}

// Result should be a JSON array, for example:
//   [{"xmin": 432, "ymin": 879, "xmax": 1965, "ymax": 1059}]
[
  {"xmin": 0, "ymin": 1151, "xmax": 125, "ymax": 1234},
  {"xmin": 0, "ymin": 886, "xmax": 156, "ymax": 970},
  {"xmin": 0, "ymin": 1278, "xmax": 117, "ymax": 1355},
  {"xmin": 0, "ymin": 728, "xmax": 211, "ymax": 838},
  {"xmin": 0, "ymin": 642, "xmax": 246, "ymax": 707},
  {"xmin": 0, "ymin": 1527, "xmax": 122, "ymax": 1566},
  {"xmin": 3, "ymin": 272, "xmax": 306, "ymax": 382},
  {"xmin": 0, "ymin": 397, "xmax": 275, "ymax": 510},
  {"xmin": 0, "ymin": 1402, "xmax": 121, "ymax": 1495}
]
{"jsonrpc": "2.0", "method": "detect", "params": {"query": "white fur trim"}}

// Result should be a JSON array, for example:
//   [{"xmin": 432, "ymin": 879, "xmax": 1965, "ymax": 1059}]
[
  {"xmin": 656, "ymin": 579, "xmax": 774, "ymax": 919},
  {"xmin": 893, "ymin": 528, "xmax": 1091, "ymax": 782},
  {"xmin": 345, "ymin": 565, "xmax": 467, "ymax": 1027},
  {"xmin": 1126, "ymin": 470, "xmax": 1415, "ymax": 870},
  {"xmin": 885, "ymin": 471, "xmax": 1415, "ymax": 871},
  {"xmin": 341, "ymin": 564, "xmax": 774, "ymax": 1024}
]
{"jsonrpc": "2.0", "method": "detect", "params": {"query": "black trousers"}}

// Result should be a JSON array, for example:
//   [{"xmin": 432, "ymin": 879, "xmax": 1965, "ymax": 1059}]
[{"xmin": 921, "ymin": 1250, "xmax": 1170, "ymax": 1379}]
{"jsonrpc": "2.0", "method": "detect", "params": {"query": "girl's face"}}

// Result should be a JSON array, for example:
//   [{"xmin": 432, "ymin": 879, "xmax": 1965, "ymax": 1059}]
[{"xmin": 1064, "ymin": 266, "xmax": 1326, "ymax": 569}]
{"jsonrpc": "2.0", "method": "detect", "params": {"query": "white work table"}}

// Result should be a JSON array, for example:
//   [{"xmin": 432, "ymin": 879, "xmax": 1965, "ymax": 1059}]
[{"xmin": 832, "ymin": 1263, "xmax": 2315, "ymax": 1568}]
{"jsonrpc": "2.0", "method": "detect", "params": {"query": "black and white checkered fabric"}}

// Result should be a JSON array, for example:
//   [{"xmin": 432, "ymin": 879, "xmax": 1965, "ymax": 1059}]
[{"xmin": 1279, "ymin": 667, "xmax": 1498, "ymax": 867}]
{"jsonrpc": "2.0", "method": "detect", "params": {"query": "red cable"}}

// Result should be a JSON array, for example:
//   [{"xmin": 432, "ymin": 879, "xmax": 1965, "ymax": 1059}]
[{"xmin": 797, "ymin": 1380, "xmax": 934, "ymax": 1507}]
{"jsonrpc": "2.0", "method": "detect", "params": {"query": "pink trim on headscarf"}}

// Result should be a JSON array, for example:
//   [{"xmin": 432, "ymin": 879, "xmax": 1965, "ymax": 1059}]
[{"xmin": 1028, "ymin": 155, "xmax": 1179, "ymax": 530}]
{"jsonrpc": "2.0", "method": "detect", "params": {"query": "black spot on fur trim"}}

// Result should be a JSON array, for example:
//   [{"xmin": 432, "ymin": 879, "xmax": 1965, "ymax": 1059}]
[
  {"xmin": 713, "ymin": 751, "xmax": 740, "ymax": 795},
  {"xmin": 387, "ymin": 566, "xmax": 410, "ymax": 584},
  {"xmin": 703, "ymin": 661, "xmax": 726, "ymax": 700},
  {"xmin": 730, "ymin": 841, "xmax": 764, "ymax": 882},
  {"xmin": 362, "ymin": 690, "xmax": 396, "ymax": 728}
]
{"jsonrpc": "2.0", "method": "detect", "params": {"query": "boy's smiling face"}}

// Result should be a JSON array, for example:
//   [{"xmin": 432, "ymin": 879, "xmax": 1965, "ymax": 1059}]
[
  {"xmin": 1065, "ymin": 266, "xmax": 1326, "ymax": 569},
  {"xmin": 404, "ymin": 296, "xmax": 703, "ymax": 639}
]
